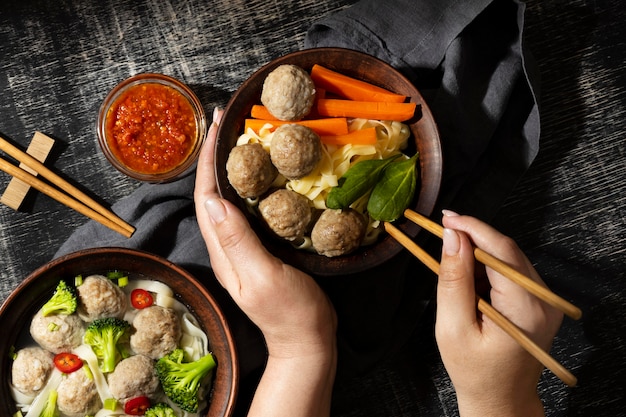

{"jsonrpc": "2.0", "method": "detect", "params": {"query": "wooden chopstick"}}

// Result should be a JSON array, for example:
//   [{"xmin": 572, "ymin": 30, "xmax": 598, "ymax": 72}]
[
  {"xmin": 0, "ymin": 158, "xmax": 132, "ymax": 237},
  {"xmin": 384, "ymin": 221, "xmax": 578, "ymax": 387},
  {"xmin": 0, "ymin": 136, "xmax": 135, "ymax": 238},
  {"xmin": 403, "ymin": 209, "xmax": 582, "ymax": 320}
]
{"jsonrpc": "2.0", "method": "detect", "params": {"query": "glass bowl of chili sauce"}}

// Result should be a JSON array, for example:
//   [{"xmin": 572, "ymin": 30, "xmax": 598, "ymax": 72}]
[{"xmin": 97, "ymin": 73, "xmax": 207, "ymax": 183}]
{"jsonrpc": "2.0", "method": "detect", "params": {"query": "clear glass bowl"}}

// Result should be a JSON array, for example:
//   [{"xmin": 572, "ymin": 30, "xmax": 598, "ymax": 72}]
[{"xmin": 97, "ymin": 73, "xmax": 207, "ymax": 183}]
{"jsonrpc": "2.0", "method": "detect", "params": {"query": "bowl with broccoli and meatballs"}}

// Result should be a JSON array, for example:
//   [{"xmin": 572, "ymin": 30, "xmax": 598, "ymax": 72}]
[{"xmin": 0, "ymin": 247, "xmax": 238, "ymax": 417}]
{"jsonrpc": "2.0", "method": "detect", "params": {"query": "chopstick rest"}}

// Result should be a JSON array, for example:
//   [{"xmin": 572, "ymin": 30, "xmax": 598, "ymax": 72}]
[
  {"xmin": 0, "ymin": 134, "xmax": 135, "ymax": 238},
  {"xmin": 384, "ymin": 217, "xmax": 578, "ymax": 387},
  {"xmin": 0, "ymin": 132, "xmax": 54, "ymax": 210}
]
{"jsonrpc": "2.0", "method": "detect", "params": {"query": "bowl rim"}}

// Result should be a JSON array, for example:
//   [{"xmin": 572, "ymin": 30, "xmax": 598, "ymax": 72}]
[
  {"xmin": 0, "ymin": 246, "xmax": 239, "ymax": 417},
  {"xmin": 215, "ymin": 47, "xmax": 442, "ymax": 276}
]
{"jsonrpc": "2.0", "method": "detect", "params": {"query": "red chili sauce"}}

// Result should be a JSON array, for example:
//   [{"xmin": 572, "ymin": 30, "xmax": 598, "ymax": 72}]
[{"xmin": 105, "ymin": 83, "xmax": 197, "ymax": 174}]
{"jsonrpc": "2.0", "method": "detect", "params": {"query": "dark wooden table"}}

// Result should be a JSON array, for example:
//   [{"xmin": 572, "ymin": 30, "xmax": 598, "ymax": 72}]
[{"xmin": 1, "ymin": 1, "xmax": 624, "ymax": 416}]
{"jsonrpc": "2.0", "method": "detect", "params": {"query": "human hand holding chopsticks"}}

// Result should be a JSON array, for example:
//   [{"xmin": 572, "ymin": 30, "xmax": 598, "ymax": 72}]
[
  {"xmin": 385, "ymin": 208, "xmax": 578, "ymax": 387},
  {"xmin": 436, "ymin": 211, "xmax": 562, "ymax": 417}
]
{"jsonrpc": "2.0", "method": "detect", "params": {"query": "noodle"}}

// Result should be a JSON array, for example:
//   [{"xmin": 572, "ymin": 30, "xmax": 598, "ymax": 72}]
[
  {"xmin": 237, "ymin": 118, "xmax": 411, "ymax": 246},
  {"xmin": 73, "ymin": 344, "xmax": 113, "ymax": 403},
  {"xmin": 20, "ymin": 369, "xmax": 63, "ymax": 417}
]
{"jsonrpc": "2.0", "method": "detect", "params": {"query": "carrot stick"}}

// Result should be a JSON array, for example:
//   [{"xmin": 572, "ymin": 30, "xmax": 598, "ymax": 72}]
[
  {"xmin": 317, "ymin": 99, "xmax": 417, "ymax": 121},
  {"xmin": 244, "ymin": 118, "xmax": 350, "ymax": 136},
  {"xmin": 250, "ymin": 104, "xmax": 278, "ymax": 120},
  {"xmin": 321, "ymin": 127, "xmax": 378, "ymax": 146},
  {"xmin": 310, "ymin": 64, "xmax": 407, "ymax": 103}
]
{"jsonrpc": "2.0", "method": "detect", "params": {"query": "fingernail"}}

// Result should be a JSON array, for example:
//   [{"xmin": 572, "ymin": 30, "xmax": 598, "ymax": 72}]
[
  {"xmin": 442, "ymin": 228, "xmax": 460, "ymax": 256},
  {"xmin": 205, "ymin": 198, "xmax": 227, "ymax": 223},
  {"xmin": 212, "ymin": 107, "xmax": 222, "ymax": 125},
  {"xmin": 442, "ymin": 209, "xmax": 460, "ymax": 217}
]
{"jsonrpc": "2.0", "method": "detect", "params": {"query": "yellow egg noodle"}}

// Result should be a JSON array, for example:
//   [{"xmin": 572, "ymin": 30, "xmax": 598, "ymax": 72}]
[
  {"xmin": 237, "ymin": 118, "xmax": 411, "ymax": 248},
  {"xmin": 12, "ymin": 279, "xmax": 209, "ymax": 417}
]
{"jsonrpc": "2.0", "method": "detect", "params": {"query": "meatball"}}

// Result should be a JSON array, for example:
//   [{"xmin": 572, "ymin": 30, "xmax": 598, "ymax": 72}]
[
  {"xmin": 108, "ymin": 354, "xmax": 160, "ymax": 403},
  {"xmin": 11, "ymin": 347, "xmax": 54, "ymax": 396},
  {"xmin": 311, "ymin": 209, "xmax": 367, "ymax": 257},
  {"xmin": 77, "ymin": 274, "xmax": 127, "ymax": 321},
  {"xmin": 270, "ymin": 124, "xmax": 322, "ymax": 179},
  {"xmin": 30, "ymin": 309, "xmax": 84, "ymax": 353},
  {"xmin": 57, "ymin": 367, "xmax": 101, "ymax": 417},
  {"xmin": 260, "ymin": 64, "xmax": 316, "ymax": 121},
  {"xmin": 226, "ymin": 143, "xmax": 278, "ymax": 198},
  {"xmin": 130, "ymin": 305, "xmax": 181, "ymax": 359},
  {"xmin": 259, "ymin": 189, "xmax": 312, "ymax": 241}
]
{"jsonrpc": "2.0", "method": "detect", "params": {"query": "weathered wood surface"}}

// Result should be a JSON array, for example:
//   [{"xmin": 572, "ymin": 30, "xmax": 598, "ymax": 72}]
[{"xmin": 1, "ymin": 1, "xmax": 624, "ymax": 416}]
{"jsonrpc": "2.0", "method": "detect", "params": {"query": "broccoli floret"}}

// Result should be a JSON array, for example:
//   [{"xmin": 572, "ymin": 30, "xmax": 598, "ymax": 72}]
[
  {"xmin": 155, "ymin": 348, "xmax": 217, "ymax": 413},
  {"xmin": 83, "ymin": 317, "xmax": 130, "ymax": 373},
  {"xmin": 41, "ymin": 280, "xmax": 77, "ymax": 317},
  {"xmin": 145, "ymin": 402, "xmax": 177, "ymax": 417},
  {"xmin": 40, "ymin": 389, "xmax": 59, "ymax": 417}
]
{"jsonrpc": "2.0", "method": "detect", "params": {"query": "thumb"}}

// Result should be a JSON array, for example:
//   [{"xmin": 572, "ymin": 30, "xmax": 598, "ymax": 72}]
[
  {"xmin": 203, "ymin": 196, "xmax": 281, "ymax": 288},
  {"xmin": 436, "ymin": 227, "xmax": 478, "ymax": 329}
]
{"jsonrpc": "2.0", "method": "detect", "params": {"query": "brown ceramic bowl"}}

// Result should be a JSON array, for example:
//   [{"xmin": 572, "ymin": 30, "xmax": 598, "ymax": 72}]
[
  {"xmin": 215, "ymin": 47, "xmax": 442, "ymax": 276},
  {"xmin": 0, "ymin": 247, "xmax": 238, "ymax": 417}
]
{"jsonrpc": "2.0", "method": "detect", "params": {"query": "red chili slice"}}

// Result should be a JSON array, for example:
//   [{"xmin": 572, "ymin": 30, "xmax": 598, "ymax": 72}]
[
  {"xmin": 125, "ymin": 396, "xmax": 151, "ymax": 415},
  {"xmin": 130, "ymin": 288, "xmax": 154, "ymax": 309},
  {"xmin": 53, "ymin": 352, "xmax": 83, "ymax": 374}
]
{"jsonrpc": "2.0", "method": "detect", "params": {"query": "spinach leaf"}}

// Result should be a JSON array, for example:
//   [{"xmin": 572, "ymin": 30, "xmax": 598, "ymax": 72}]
[
  {"xmin": 367, "ymin": 153, "xmax": 419, "ymax": 221},
  {"xmin": 326, "ymin": 155, "xmax": 400, "ymax": 209}
]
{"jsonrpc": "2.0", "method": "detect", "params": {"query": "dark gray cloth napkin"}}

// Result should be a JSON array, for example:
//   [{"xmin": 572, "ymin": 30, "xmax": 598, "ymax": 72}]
[
  {"xmin": 55, "ymin": 0, "xmax": 540, "ymax": 413},
  {"xmin": 305, "ymin": 0, "xmax": 540, "ymax": 222}
]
